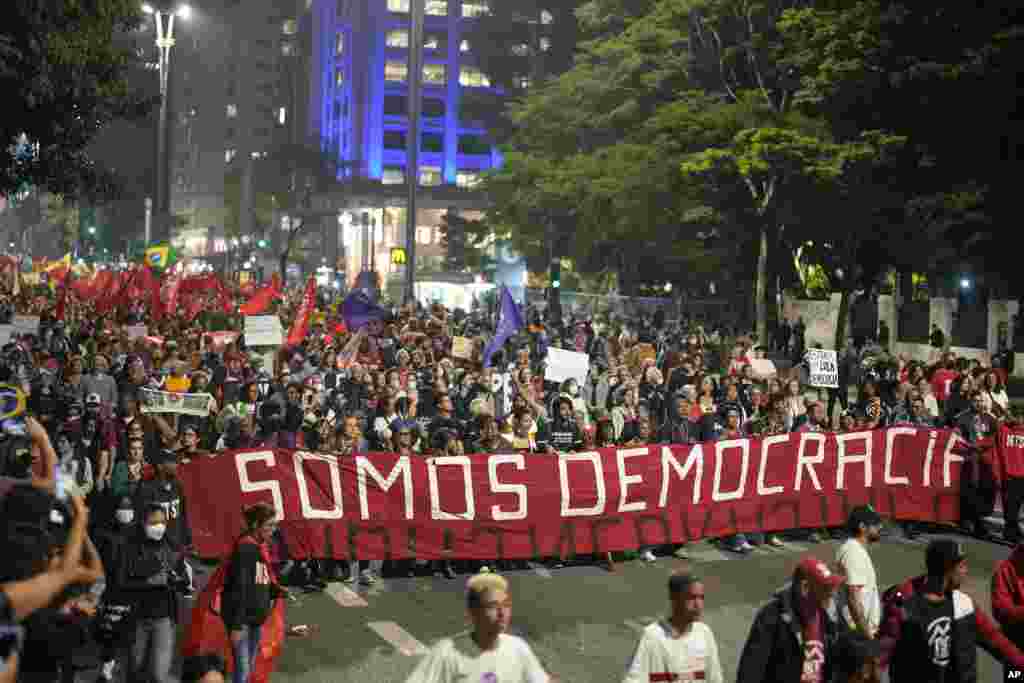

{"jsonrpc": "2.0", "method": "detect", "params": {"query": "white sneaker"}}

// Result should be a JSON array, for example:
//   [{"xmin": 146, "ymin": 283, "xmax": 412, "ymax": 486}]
[
  {"xmin": 739, "ymin": 541, "xmax": 754, "ymax": 552},
  {"xmin": 641, "ymin": 550, "xmax": 657, "ymax": 563}
]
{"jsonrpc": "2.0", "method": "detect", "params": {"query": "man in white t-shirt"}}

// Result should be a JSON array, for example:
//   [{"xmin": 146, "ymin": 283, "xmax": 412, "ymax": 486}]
[
  {"xmin": 623, "ymin": 571, "xmax": 724, "ymax": 683},
  {"xmin": 835, "ymin": 505, "xmax": 882, "ymax": 637},
  {"xmin": 405, "ymin": 571, "xmax": 553, "ymax": 683}
]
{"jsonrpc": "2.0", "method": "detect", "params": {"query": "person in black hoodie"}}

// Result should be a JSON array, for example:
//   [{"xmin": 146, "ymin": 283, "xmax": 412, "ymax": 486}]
[
  {"xmin": 118, "ymin": 503, "xmax": 189, "ymax": 683},
  {"xmin": 93, "ymin": 497, "xmax": 138, "ymax": 681},
  {"xmin": 221, "ymin": 503, "xmax": 286, "ymax": 683},
  {"xmin": 133, "ymin": 449, "xmax": 192, "ymax": 554}
]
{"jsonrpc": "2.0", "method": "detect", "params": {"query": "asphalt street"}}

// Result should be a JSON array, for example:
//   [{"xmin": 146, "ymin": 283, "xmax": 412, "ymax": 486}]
[{"xmin": 225, "ymin": 527, "xmax": 1014, "ymax": 683}]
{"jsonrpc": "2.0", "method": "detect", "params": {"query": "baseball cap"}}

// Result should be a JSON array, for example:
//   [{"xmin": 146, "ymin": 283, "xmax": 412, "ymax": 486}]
[
  {"xmin": 847, "ymin": 504, "xmax": 882, "ymax": 532},
  {"xmin": 926, "ymin": 538, "xmax": 966, "ymax": 577},
  {"xmin": 796, "ymin": 556, "xmax": 845, "ymax": 588}
]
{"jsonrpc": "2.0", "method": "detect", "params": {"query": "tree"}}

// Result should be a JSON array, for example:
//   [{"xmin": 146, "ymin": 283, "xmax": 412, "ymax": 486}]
[
  {"xmin": 1, "ymin": 1, "xmax": 151, "ymax": 199},
  {"xmin": 223, "ymin": 140, "xmax": 352, "ymax": 279}
]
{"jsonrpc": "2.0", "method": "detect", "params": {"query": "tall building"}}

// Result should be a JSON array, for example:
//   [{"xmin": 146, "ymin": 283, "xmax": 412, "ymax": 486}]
[
  {"xmin": 168, "ymin": 0, "xmax": 307, "ymax": 259},
  {"xmin": 304, "ymin": 0, "xmax": 501, "ymax": 295}
]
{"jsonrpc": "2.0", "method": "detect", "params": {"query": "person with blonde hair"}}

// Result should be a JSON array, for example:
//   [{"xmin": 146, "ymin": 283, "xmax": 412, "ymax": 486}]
[{"xmin": 405, "ymin": 571, "xmax": 553, "ymax": 682}]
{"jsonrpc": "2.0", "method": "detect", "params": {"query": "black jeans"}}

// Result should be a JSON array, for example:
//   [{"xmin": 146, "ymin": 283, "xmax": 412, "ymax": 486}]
[
  {"xmin": 960, "ymin": 456, "xmax": 996, "ymax": 531},
  {"xmin": 1004, "ymin": 477, "xmax": 1024, "ymax": 543},
  {"xmin": 827, "ymin": 385, "xmax": 848, "ymax": 419}
]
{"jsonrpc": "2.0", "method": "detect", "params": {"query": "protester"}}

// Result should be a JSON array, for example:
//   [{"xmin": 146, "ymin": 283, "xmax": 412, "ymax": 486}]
[
  {"xmin": 879, "ymin": 538, "xmax": 1024, "ymax": 681},
  {"xmin": 835, "ymin": 505, "xmax": 883, "ymax": 638},
  {"xmin": 736, "ymin": 556, "xmax": 846, "ymax": 683},
  {"xmin": 622, "ymin": 571, "xmax": 723, "ymax": 683},
  {"xmin": 404, "ymin": 571, "xmax": 553, "ymax": 682}
]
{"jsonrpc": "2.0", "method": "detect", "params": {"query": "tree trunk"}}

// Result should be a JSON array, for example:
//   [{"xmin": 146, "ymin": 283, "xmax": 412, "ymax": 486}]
[{"xmin": 755, "ymin": 223, "xmax": 769, "ymax": 345}]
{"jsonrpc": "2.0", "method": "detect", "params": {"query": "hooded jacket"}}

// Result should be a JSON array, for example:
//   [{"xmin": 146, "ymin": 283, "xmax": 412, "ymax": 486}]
[{"xmin": 736, "ymin": 582, "xmax": 843, "ymax": 683}]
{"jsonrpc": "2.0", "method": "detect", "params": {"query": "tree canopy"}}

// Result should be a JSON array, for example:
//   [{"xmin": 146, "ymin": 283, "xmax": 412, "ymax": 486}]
[{"xmin": 1, "ymin": 0, "xmax": 151, "ymax": 200}]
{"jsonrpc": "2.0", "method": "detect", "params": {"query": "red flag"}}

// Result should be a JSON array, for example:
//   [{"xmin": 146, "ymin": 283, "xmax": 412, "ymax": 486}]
[
  {"xmin": 55, "ymin": 285, "xmax": 67, "ymax": 321},
  {"xmin": 286, "ymin": 277, "xmax": 316, "ymax": 347},
  {"xmin": 239, "ymin": 279, "xmax": 282, "ymax": 315},
  {"xmin": 184, "ymin": 294, "xmax": 207, "ymax": 322},
  {"xmin": 181, "ymin": 539, "xmax": 285, "ymax": 683}
]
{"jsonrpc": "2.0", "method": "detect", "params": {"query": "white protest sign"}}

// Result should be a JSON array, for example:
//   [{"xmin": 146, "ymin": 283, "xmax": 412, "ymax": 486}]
[
  {"xmin": 245, "ymin": 315, "xmax": 283, "ymax": 346},
  {"xmin": 125, "ymin": 324, "xmax": 148, "ymax": 339},
  {"xmin": 451, "ymin": 336, "xmax": 473, "ymax": 360},
  {"xmin": 545, "ymin": 347, "xmax": 590, "ymax": 387},
  {"xmin": 806, "ymin": 349, "xmax": 839, "ymax": 388},
  {"xmin": 139, "ymin": 388, "xmax": 214, "ymax": 417},
  {"xmin": 12, "ymin": 316, "xmax": 39, "ymax": 337}
]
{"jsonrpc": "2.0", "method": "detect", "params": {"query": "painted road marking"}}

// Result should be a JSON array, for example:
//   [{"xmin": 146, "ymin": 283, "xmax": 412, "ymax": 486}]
[
  {"xmin": 367, "ymin": 621, "xmax": 429, "ymax": 656},
  {"xmin": 326, "ymin": 583, "xmax": 369, "ymax": 608},
  {"xmin": 527, "ymin": 561, "xmax": 552, "ymax": 578}
]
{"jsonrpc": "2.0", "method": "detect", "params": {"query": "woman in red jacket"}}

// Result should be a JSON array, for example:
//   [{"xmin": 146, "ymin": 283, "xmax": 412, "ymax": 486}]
[{"xmin": 992, "ymin": 543, "xmax": 1024, "ymax": 682}]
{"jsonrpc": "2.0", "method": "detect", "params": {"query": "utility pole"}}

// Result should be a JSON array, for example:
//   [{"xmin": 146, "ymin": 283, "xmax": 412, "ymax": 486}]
[{"xmin": 404, "ymin": 0, "xmax": 424, "ymax": 305}]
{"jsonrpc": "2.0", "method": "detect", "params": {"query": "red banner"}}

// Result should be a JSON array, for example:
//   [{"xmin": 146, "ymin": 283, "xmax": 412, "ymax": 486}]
[{"xmin": 181, "ymin": 428, "xmax": 968, "ymax": 561}]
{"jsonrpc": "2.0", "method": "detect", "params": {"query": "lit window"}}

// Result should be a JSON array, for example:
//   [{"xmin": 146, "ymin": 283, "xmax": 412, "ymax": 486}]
[
  {"xmin": 424, "ymin": 32, "xmax": 447, "ymax": 51},
  {"xmin": 385, "ymin": 60, "xmax": 407, "ymax": 81},
  {"xmin": 226, "ymin": 104, "xmax": 238, "ymax": 118},
  {"xmin": 335, "ymin": 33, "xmax": 344, "ymax": 55},
  {"xmin": 387, "ymin": 0, "xmax": 409, "ymax": 12},
  {"xmin": 382, "ymin": 166, "xmax": 405, "ymax": 184},
  {"xmin": 278, "ymin": 107, "xmax": 287, "ymax": 125},
  {"xmin": 541, "ymin": 10, "xmax": 553, "ymax": 24},
  {"xmin": 225, "ymin": 148, "xmax": 236, "ymax": 163},
  {"xmin": 462, "ymin": 1, "xmax": 488, "ymax": 18},
  {"xmin": 282, "ymin": 19, "xmax": 298, "ymax": 35},
  {"xmin": 335, "ymin": 68, "xmax": 345, "ymax": 86},
  {"xmin": 456, "ymin": 171, "xmax": 480, "ymax": 188},
  {"xmin": 460, "ymin": 39, "xmax": 470, "ymax": 53},
  {"xmin": 422, "ymin": 63, "xmax": 447, "ymax": 86},
  {"xmin": 459, "ymin": 66, "xmax": 490, "ymax": 87},
  {"xmin": 386, "ymin": 29, "xmax": 409, "ymax": 48},
  {"xmin": 540, "ymin": 37, "xmax": 551, "ymax": 51},
  {"xmin": 425, "ymin": 0, "xmax": 446, "ymax": 16},
  {"xmin": 416, "ymin": 226, "xmax": 433, "ymax": 243},
  {"xmin": 419, "ymin": 166, "xmax": 442, "ymax": 187}
]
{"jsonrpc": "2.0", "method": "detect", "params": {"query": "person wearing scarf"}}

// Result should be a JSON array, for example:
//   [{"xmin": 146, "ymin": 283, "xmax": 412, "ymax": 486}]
[{"xmin": 183, "ymin": 503, "xmax": 286, "ymax": 683}]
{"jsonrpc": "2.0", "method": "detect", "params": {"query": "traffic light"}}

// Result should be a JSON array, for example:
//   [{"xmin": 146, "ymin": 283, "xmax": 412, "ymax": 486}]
[
  {"xmin": 550, "ymin": 258, "xmax": 561, "ymax": 289},
  {"xmin": 256, "ymin": 238, "xmax": 268, "ymax": 249}
]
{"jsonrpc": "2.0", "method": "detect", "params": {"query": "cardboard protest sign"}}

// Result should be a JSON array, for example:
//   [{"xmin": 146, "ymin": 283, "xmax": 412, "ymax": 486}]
[{"xmin": 807, "ymin": 349, "xmax": 839, "ymax": 388}]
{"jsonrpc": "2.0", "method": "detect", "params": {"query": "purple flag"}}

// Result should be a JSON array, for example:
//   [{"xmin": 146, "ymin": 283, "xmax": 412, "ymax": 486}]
[{"xmin": 483, "ymin": 287, "xmax": 524, "ymax": 368}]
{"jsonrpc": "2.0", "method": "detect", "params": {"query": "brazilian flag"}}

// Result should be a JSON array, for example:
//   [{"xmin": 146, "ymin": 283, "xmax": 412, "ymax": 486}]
[{"xmin": 144, "ymin": 244, "xmax": 175, "ymax": 271}]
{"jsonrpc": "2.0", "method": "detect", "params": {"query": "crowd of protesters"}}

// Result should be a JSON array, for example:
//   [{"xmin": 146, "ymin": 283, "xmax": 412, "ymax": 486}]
[{"xmin": 0, "ymin": 276, "xmax": 1023, "ymax": 683}]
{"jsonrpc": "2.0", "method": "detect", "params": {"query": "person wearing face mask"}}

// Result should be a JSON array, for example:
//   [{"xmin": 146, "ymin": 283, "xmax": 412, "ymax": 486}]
[
  {"xmin": 93, "ymin": 498, "xmax": 139, "ymax": 682},
  {"xmin": 133, "ymin": 449, "xmax": 192, "ymax": 556},
  {"xmin": 117, "ymin": 504, "xmax": 190, "ymax": 683}
]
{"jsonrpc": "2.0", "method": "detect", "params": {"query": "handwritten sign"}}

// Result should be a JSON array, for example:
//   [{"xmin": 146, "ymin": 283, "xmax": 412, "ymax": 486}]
[
  {"xmin": 545, "ymin": 347, "xmax": 590, "ymax": 387},
  {"xmin": 451, "ymin": 336, "xmax": 473, "ymax": 360},
  {"xmin": 245, "ymin": 315, "xmax": 283, "ymax": 346},
  {"xmin": 807, "ymin": 349, "xmax": 839, "ymax": 388}
]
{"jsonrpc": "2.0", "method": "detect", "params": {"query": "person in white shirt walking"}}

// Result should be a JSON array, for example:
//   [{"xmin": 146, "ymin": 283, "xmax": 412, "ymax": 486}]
[
  {"xmin": 623, "ymin": 571, "xmax": 724, "ymax": 683},
  {"xmin": 835, "ymin": 505, "xmax": 882, "ymax": 638},
  {"xmin": 405, "ymin": 570, "xmax": 554, "ymax": 683}
]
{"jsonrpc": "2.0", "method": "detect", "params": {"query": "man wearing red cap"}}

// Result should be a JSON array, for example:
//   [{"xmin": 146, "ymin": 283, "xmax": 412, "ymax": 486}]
[{"xmin": 737, "ymin": 556, "xmax": 846, "ymax": 683}]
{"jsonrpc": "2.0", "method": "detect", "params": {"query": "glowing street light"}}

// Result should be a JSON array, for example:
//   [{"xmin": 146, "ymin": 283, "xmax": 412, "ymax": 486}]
[
  {"xmin": 141, "ymin": 3, "xmax": 155, "ymax": 13},
  {"xmin": 176, "ymin": 3, "xmax": 191, "ymax": 19},
  {"xmin": 960, "ymin": 277, "xmax": 971, "ymax": 290}
]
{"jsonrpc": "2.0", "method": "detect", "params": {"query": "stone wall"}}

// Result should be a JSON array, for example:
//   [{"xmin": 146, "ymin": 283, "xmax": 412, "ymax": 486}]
[{"xmin": 782, "ymin": 294, "xmax": 843, "ymax": 348}]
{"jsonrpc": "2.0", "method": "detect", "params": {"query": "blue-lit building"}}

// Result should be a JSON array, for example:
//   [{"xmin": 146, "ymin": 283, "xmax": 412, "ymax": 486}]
[{"xmin": 308, "ymin": 0, "xmax": 503, "ymax": 189}]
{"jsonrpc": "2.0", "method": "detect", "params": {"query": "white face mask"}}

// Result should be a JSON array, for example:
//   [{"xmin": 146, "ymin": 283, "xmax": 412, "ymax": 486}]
[
  {"xmin": 145, "ymin": 523, "xmax": 167, "ymax": 541},
  {"xmin": 116, "ymin": 510, "xmax": 134, "ymax": 525}
]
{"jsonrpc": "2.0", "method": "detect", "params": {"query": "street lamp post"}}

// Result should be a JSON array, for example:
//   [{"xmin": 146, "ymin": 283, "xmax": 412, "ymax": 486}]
[
  {"xmin": 404, "ymin": 0, "xmax": 424, "ymax": 305},
  {"xmin": 142, "ymin": 3, "xmax": 191, "ymax": 246}
]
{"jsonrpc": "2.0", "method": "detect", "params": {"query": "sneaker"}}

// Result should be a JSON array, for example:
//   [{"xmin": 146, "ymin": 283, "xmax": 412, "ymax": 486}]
[
  {"xmin": 444, "ymin": 565, "xmax": 457, "ymax": 580},
  {"xmin": 739, "ymin": 541, "xmax": 754, "ymax": 553},
  {"xmin": 726, "ymin": 543, "xmax": 750, "ymax": 555},
  {"xmin": 641, "ymin": 550, "xmax": 657, "ymax": 563},
  {"xmin": 673, "ymin": 546, "xmax": 689, "ymax": 559},
  {"xmin": 767, "ymin": 535, "xmax": 784, "ymax": 547},
  {"xmin": 807, "ymin": 531, "xmax": 823, "ymax": 543},
  {"xmin": 360, "ymin": 571, "xmax": 377, "ymax": 585},
  {"xmin": 343, "ymin": 574, "xmax": 357, "ymax": 584}
]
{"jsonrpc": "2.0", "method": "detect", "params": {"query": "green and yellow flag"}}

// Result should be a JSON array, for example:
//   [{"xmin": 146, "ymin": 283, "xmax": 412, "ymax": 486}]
[{"xmin": 144, "ymin": 244, "xmax": 175, "ymax": 270}]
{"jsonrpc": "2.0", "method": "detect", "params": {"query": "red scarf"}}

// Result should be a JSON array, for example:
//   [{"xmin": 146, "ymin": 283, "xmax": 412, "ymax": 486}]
[
  {"xmin": 798, "ymin": 593, "xmax": 825, "ymax": 683},
  {"xmin": 182, "ymin": 536, "xmax": 286, "ymax": 683}
]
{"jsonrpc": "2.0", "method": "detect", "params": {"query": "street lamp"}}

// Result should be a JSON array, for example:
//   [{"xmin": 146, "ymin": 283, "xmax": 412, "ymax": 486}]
[{"xmin": 141, "ymin": 3, "xmax": 191, "ymax": 246}]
